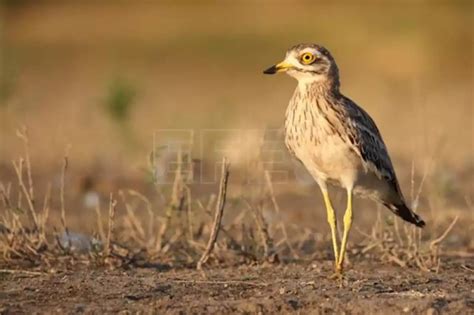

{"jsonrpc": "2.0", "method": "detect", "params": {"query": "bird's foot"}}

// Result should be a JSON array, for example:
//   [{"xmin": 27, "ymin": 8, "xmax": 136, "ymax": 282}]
[
  {"xmin": 329, "ymin": 271, "xmax": 342, "ymax": 280},
  {"xmin": 329, "ymin": 264, "xmax": 345, "ymax": 284}
]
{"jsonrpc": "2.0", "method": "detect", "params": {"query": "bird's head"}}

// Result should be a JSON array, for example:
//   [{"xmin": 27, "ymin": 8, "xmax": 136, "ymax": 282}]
[{"xmin": 263, "ymin": 43, "xmax": 339, "ymax": 88}]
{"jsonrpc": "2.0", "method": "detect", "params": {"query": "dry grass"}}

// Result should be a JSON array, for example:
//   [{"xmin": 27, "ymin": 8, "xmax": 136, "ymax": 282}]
[
  {"xmin": 356, "ymin": 209, "xmax": 459, "ymax": 273},
  {"xmin": 0, "ymin": 129, "xmax": 470, "ymax": 275},
  {"xmin": 352, "ymin": 158, "xmax": 469, "ymax": 273},
  {"xmin": 0, "ymin": 129, "xmax": 287, "ymax": 270}
]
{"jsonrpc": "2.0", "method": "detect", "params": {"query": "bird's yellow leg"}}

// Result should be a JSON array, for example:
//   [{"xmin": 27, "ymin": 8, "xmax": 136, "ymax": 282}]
[
  {"xmin": 337, "ymin": 189, "xmax": 353, "ymax": 274},
  {"xmin": 321, "ymin": 189, "xmax": 339, "ymax": 268}
]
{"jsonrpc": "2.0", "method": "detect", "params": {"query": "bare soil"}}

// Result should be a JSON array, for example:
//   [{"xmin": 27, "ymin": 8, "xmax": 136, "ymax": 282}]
[{"xmin": 0, "ymin": 257, "xmax": 472, "ymax": 314}]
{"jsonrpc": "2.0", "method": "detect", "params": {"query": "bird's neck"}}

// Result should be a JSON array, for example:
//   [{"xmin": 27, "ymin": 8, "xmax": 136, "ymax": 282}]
[
  {"xmin": 288, "ymin": 80, "xmax": 343, "ymax": 121},
  {"xmin": 298, "ymin": 78, "xmax": 339, "ymax": 95},
  {"xmin": 297, "ymin": 80, "xmax": 340, "ymax": 99}
]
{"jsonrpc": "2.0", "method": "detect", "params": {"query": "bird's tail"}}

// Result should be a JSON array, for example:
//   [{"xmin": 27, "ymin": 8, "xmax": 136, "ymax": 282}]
[{"xmin": 383, "ymin": 202, "xmax": 425, "ymax": 228}]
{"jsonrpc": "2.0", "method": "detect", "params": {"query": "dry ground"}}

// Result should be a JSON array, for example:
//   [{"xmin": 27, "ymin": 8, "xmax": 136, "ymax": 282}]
[{"xmin": 0, "ymin": 257, "xmax": 473, "ymax": 314}]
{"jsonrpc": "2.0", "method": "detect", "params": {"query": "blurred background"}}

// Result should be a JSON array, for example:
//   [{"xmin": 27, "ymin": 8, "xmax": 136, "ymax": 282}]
[{"xmin": 0, "ymin": 1, "xmax": 472, "ymax": 236}]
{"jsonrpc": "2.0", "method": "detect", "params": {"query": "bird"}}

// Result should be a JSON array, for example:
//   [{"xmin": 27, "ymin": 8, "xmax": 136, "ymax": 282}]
[{"xmin": 263, "ymin": 43, "xmax": 425, "ymax": 275}]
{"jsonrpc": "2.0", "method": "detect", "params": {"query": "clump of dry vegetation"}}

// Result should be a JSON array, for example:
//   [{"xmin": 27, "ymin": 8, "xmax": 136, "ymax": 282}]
[
  {"xmin": 0, "ymin": 127, "xmax": 468, "ymax": 275},
  {"xmin": 355, "ymin": 162, "xmax": 462, "ymax": 273},
  {"xmin": 356, "ymin": 208, "xmax": 458, "ymax": 273},
  {"xmin": 0, "ymin": 128, "xmax": 288, "ymax": 271}
]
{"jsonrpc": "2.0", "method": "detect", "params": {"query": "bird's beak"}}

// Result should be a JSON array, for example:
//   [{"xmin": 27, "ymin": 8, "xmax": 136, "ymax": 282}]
[{"xmin": 263, "ymin": 60, "xmax": 293, "ymax": 75}]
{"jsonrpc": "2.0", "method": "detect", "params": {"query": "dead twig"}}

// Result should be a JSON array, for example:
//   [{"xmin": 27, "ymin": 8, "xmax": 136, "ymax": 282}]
[
  {"xmin": 197, "ymin": 157, "xmax": 230, "ymax": 270},
  {"xmin": 246, "ymin": 200, "xmax": 277, "ymax": 262},
  {"xmin": 0, "ymin": 183, "xmax": 13, "ymax": 212},
  {"xmin": 163, "ymin": 279, "xmax": 269, "ymax": 287},
  {"xmin": 12, "ymin": 159, "xmax": 38, "ymax": 231},
  {"xmin": 197, "ymin": 201, "xmax": 256, "ymax": 261},
  {"xmin": 0, "ymin": 269, "xmax": 47, "ymax": 276},
  {"xmin": 94, "ymin": 202, "xmax": 106, "ymax": 244},
  {"xmin": 429, "ymin": 215, "xmax": 459, "ymax": 251},
  {"xmin": 105, "ymin": 193, "xmax": 117, "ymax": 257},
  {"xmin": 156, "ymin": 149, "xmax": 186, "ymax": 251},
  {"xmin": 16, "ymin": 127, "xmax": 35, "ymax": 207},
  {"xmin": 60, "ymin": 147, "xmax": 70, "ymax": 233},
  {"xmin": 126, "ymin": 189, "xmax": 154, "ymax": 240}
]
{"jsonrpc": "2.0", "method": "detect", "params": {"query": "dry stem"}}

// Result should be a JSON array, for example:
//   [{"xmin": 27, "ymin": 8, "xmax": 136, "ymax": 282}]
[
  {"xmin": 105, "ymin": 193, "xmax": 117, "ymax": 257},
  {"xmin": 12, "ymin": 159, "xmax": 39, "ymax": 231},
  {"xmin": 60, "ymin": 148, "xmax": 70, "ymax": 233},
  {"xmin": 248, "ymin": 202, "xmax": 276, "ymax": 262},
  {"xmin": 197, "ymin": 157, "xmax": 230, "ymax": 270}
]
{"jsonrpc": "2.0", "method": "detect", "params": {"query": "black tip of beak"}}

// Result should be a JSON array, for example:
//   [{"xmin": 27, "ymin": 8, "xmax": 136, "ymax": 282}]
[{"xmin": 263, "ymin": 65, "xmax": 277, "ymax": 75}]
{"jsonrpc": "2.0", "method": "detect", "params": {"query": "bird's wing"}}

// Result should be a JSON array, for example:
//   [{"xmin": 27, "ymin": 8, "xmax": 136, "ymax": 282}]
[
  {"xmin": 332, "ymin": 96, "xmax": 425, "ymax": 227},
  {"xmin": 337, "ymin": 96, "xmax": 398, "ymax": 184}
]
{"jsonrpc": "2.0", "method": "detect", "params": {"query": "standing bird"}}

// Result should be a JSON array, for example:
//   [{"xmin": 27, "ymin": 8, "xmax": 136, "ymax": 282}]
[{"xmin": 263, "ymin": 44, "xmax": 425, "ymax": 274}]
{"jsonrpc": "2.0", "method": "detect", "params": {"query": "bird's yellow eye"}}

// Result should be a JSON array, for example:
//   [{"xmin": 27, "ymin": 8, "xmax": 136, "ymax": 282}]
[{"xmin": 300, "ymin": 52, "xmax": 316, "ymax": 64}]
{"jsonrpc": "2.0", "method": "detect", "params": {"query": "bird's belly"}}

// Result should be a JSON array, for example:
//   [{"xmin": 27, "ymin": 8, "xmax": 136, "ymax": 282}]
[
  {"xmin": 288, "ymin": 132, "xmax": 363, "ymax": 187},
  {"xmin": 288, "ymin": 134, "xmax": 395, "ymax": 200}
]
